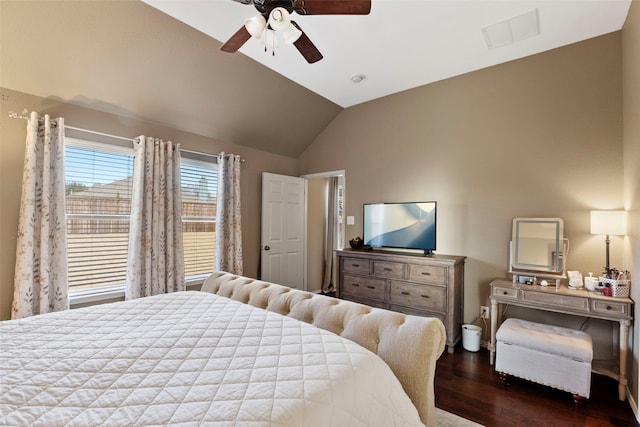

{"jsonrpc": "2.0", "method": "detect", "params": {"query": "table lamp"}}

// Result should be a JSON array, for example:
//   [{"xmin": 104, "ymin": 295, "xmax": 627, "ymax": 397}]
[{"xmin": 590, "ymin": 210, "xmax": 627, "ymax": 269}]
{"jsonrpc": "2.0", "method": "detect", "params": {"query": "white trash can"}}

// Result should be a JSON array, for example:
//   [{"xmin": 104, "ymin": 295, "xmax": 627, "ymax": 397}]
[{"xmin": 462, "ymin": 324, "xmax": 482, "ymax": 352}]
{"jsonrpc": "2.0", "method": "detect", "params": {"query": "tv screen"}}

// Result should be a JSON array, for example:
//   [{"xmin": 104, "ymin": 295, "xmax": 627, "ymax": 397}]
[{"xmin": 363, "ymin": 202, "xmax": 437, "ymax": 254}]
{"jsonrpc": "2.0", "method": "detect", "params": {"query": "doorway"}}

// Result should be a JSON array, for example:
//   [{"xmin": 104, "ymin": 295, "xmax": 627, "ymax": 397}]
[
  {"xmin": 302, "ymin": 170, "xmax": 345, "ymax": 294},
  {"xmin": 260, "ymin": 170, "xmax": 345, "ymax": 292}
]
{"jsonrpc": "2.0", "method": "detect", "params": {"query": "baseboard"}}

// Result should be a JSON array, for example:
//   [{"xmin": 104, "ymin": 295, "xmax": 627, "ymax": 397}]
[{"xmin": 626, "ymin": 387, "xmax": 639, "ymax": 422}]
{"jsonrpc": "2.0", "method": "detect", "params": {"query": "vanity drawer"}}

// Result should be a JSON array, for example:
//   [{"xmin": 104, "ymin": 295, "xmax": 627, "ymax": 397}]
[
  {"xmin": 341, "ymin": 258, "xmax": 370, "ymax": 275},
  {"xmin": 341, "ymin": 274, "xmax": 386, "ymax": 301},
  {"xmin": 591, "ymin": 300, "xmax": 630, "ymax": 316},
  {"xmin": 373, "ymin": 261, "xmax": 404, "ymax": 279},
  {"xmin": 522, "ymin": 291, "xmax": 589, "ymax": 312},
  {"xmin": 407, "ymin": 264, "xmax": 446, "ymax": 284},
  {"xmin": 389, "ymin": 281, "xmax": 446, "ymax": 312},
  {"xmin": 492, "ymin": 286, "xmax": 519, "ymax": 300}
]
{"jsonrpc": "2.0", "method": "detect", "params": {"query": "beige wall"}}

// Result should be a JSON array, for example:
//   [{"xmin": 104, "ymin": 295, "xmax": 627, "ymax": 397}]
[
  {"xmin": 0, "ymin": 88, "xmax": 298, "ymax": 320},
  {"xmin": 623, "ymin": 0, "xmax": 640, "ymax": 410},
  {"xmin": 299, "ymin": 33, "xmax": 626, "ymax": 354}
]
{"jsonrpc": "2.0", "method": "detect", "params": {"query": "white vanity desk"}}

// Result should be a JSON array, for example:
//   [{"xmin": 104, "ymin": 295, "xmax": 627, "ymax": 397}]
[{"xmin": 489, "ymin": 278, "xmax": 633, "ymax": 401}]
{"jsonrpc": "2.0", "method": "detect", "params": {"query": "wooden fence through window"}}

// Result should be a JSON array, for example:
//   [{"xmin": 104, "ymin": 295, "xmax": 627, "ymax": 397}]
[{"xmin": 66, "ymin": 197, "xmax": 216, "ymax": 234}]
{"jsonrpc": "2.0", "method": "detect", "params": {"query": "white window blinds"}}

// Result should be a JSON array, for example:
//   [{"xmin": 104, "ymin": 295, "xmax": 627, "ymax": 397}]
[
  {"xmin": 180, "ymin": 157, "xmax": 217, "ymax": 278},
  {"xmin": 64, "ymin": 138, "xmax": 218, "ymax": 292},
  {"xmin": 65, "ymin": 139, "xmax": 134, "ymax": 290}
]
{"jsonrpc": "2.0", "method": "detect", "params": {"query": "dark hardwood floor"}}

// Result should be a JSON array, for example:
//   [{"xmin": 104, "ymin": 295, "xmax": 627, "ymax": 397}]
[{"xmin": 435, "ymin": 346, "xmax": 639, "ymax": 427}]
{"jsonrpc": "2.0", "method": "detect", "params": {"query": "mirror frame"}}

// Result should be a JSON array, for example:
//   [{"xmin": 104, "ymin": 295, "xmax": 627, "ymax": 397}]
[{"xmin": 510, "ymin": 217, "xmax": 567, "ymax": 286}]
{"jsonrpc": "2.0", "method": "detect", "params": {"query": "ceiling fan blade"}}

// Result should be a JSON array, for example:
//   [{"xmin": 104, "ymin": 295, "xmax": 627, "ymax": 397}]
[
  {"xmin": 291, "ymin": 22, "xmax": 323, "ymax": 63},
  {"xmin": 293, "ymin": 0, "xmax": 371, "ymax": 15},
  {"xmin": 220, "ymin": 26, "xmax": 252, "ymax": 53}
]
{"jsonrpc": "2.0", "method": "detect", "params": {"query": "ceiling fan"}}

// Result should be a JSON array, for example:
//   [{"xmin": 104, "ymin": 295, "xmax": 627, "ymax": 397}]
[{"xmin": 221, "ymin": 0, "xmax": 371, "ymax": 63}]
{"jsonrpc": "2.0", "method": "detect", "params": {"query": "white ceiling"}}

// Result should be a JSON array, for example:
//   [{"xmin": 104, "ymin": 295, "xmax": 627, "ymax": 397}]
[{"xmin": 144, "ymin": 0, "xmax": 631, "ymax": 108}]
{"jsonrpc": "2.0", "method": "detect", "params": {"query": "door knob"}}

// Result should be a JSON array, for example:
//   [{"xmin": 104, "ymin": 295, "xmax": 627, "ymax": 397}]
[{"xmin": 264, "ymin": 245, "xmax": 270, "ymax": 251}]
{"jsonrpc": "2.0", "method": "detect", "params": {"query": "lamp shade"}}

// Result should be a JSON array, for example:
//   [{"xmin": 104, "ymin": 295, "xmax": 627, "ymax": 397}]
[{"xmin": 590, "ymin": 210, "xmax": 627, "ymax": 236}]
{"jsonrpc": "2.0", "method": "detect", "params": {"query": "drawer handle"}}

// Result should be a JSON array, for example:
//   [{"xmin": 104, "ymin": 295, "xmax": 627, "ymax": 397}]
[
  {"xmin": 401, "ymin": 291, "xmax": 410, "ymax": 295},
  {"xmin": 352, "ymin": 264, "xmax": 360, "ymax": 267},
  {"xmin": 503, "ymin": 291, "xmax": 508, "ymax": 295},
  {"xmin": 383, "ymin": 268, "xmax": 392, "ymax": 271},
  {"xmin": 367, "ymin": 286, "xmax": 376, "ymax": 289},
  {"xmin": 607, "ymin": 305, "xmax": 612, "ymax": 310},
  {"xmin": 421, "ymin": 294, "xmax": 430, "ymax": 299},
  {"xmin": 351, "ymin": 283, "xmax": 360, "ymax": 287},
  {"xmin": 421, "ymin": 272, "xmax": 431, "ymax": 276}
]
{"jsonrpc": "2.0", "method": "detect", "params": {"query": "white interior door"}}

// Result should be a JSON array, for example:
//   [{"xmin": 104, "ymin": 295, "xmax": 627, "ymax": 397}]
[{"xmin": 261, "ymin": 172, "xmax": 306, "ymax": 289}]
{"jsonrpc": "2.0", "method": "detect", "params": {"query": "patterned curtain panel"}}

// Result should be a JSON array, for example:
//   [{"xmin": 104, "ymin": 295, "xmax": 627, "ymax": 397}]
[
  {"xmin": 214, "ymin": 153, "xmax": 243, "ymax": 274},
  {"xmin": 12, "ymin": 112, "xmax": 68, "ymax": 319},
  {"xmin": 125, "ymin": 136, "xmax": 185, "ymax": 300}
]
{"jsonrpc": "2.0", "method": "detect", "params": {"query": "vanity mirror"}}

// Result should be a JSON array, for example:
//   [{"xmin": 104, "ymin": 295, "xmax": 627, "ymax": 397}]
[{"xmin": 510, "ymin": 217, "xmax": 568, "ymax": 288}]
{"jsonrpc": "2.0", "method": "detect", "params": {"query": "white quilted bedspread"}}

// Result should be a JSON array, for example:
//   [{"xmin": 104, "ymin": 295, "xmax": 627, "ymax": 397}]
[{"xmin": 1, "ymin": 291, "xmax": 424, "ymax": 427}]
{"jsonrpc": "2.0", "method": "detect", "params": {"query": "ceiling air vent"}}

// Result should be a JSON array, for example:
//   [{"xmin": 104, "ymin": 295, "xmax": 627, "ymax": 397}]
[{"xmin": 482, "ymin": 9, "xmax": 540, "ymax": 50}]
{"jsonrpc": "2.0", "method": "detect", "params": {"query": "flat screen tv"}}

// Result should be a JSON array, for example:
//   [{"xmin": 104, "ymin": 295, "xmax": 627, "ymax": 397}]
[{"xmin": 363, "ymin": 202, "xmax": 437, "ymax": 255}]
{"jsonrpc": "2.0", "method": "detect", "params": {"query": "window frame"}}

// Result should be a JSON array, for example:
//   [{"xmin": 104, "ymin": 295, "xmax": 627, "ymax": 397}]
[
  {"xmin": 179, "ymin": 155, "xmax": 218, "ymax": 282},
  {"xmin": 65, "ymin": 137, "xmax": 134, "ymax": 302},
  {"xmin": 64, "ymin": 137, "xmax": 218, "ymax": 306}
]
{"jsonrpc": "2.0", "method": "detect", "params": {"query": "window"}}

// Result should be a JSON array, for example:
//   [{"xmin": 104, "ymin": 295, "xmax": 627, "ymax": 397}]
[
  {"xmin": 180, "ymin": 157, "xmax": 217, "ymax": 278},
  {"xmin": 65, "ymin": 139, "xmax": 134, "ymax": 292},
  {"xmin": 64, "ymin": 137, "xmax": 218, "ymax": 294}
]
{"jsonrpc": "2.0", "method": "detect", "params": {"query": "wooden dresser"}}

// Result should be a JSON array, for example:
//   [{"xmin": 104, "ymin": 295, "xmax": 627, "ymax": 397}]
[{"xmin": 336, "ymin": 249, "xmax": 466, "ymax": 353}]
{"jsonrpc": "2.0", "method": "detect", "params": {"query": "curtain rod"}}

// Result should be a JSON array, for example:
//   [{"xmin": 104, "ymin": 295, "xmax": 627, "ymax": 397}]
[
  {"xmin": 180, "ymin": 148, "xmax": 245, "ymax": 163},
  {"xmin": 66, "ymin": 125, "xmax": 133, "ymax": 143},
  {"xmin": 8, "ymin": 110, "xmax": 245, "ymax": 162}
]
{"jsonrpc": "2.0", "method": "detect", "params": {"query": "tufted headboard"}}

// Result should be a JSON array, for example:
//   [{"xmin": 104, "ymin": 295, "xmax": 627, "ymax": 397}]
[{"xmin": 201, "ymin": 271, "xmax": 447, "ymax": 427}]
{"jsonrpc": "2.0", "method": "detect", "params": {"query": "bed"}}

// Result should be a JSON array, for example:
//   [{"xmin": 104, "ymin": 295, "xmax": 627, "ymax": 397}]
[{"xmin": 1, "ymin": 272, "xmax": 446, "ymax": 426}]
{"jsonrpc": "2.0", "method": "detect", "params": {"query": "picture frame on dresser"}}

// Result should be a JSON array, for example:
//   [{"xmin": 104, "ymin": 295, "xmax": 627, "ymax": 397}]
[{"xmin": 336, "ymin": 249, "xmax": 466, "ymax": 353}]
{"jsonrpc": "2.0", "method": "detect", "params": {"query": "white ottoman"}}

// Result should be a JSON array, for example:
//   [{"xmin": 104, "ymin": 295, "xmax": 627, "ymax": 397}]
[{"xmin": 495, "ymin": 318, "xmax": 593, "ymax": 405}]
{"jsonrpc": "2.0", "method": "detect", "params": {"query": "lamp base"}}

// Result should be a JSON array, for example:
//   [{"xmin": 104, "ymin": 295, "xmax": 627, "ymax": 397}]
[{"xmin": 605, "ymin": 234, "xmax": 610, "ymax": 271}]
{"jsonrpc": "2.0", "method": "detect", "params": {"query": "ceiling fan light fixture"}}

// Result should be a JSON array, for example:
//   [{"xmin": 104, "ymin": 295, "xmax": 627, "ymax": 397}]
[
  {"xmin": 269, "ymin": 7, "xmax": 292, "ymax": 32},
  {"xmin": 281, "ymin": 25, "xmax": 302, "ymax": 44},
  {"xmin": 244, "ymin": 14, "xmax": 266, "ymax": 38}
]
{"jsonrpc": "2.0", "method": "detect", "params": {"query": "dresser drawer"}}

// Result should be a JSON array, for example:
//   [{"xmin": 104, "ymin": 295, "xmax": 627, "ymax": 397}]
[
  {"xmin": 344, "ymin": 295, "xmax": 389, "ymax": 310},
  {"xmin": 407, "ymin": 264, "xmax": 446, "ymax": 284},
  {"xmin": 492, "ymin": 285, "xmax": 519, "ymax": 300},
  {"xmin": 389, "ymin": 280, "xmax": 446, "ymax": 312},
  {"xmin": 591, "ymin": 299, "xmax": 630, "ymax": 316},
  {"xmin": 388, "ymin": 304, "xmax": 445, "ymax": 322},
  {"xmin": 341, "ymin": 258, "xmax": 370, "ymax": 275},
  {"xmin": 373, "ymin": 261, "xmax": 404, "ymax": 279},
  {"xmin": 341, "ymin": 274, "xmax": 386, "ymax": 301}
]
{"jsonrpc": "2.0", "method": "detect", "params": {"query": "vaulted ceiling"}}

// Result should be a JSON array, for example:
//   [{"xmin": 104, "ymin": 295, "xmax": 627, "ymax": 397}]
[
  {"xmin": 0, "ymin": 0, "xmax": 631, "ymax": 158},
  {"xmin": 145, "ymin": 0, "xmax": 631, "ymax": 108}
]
